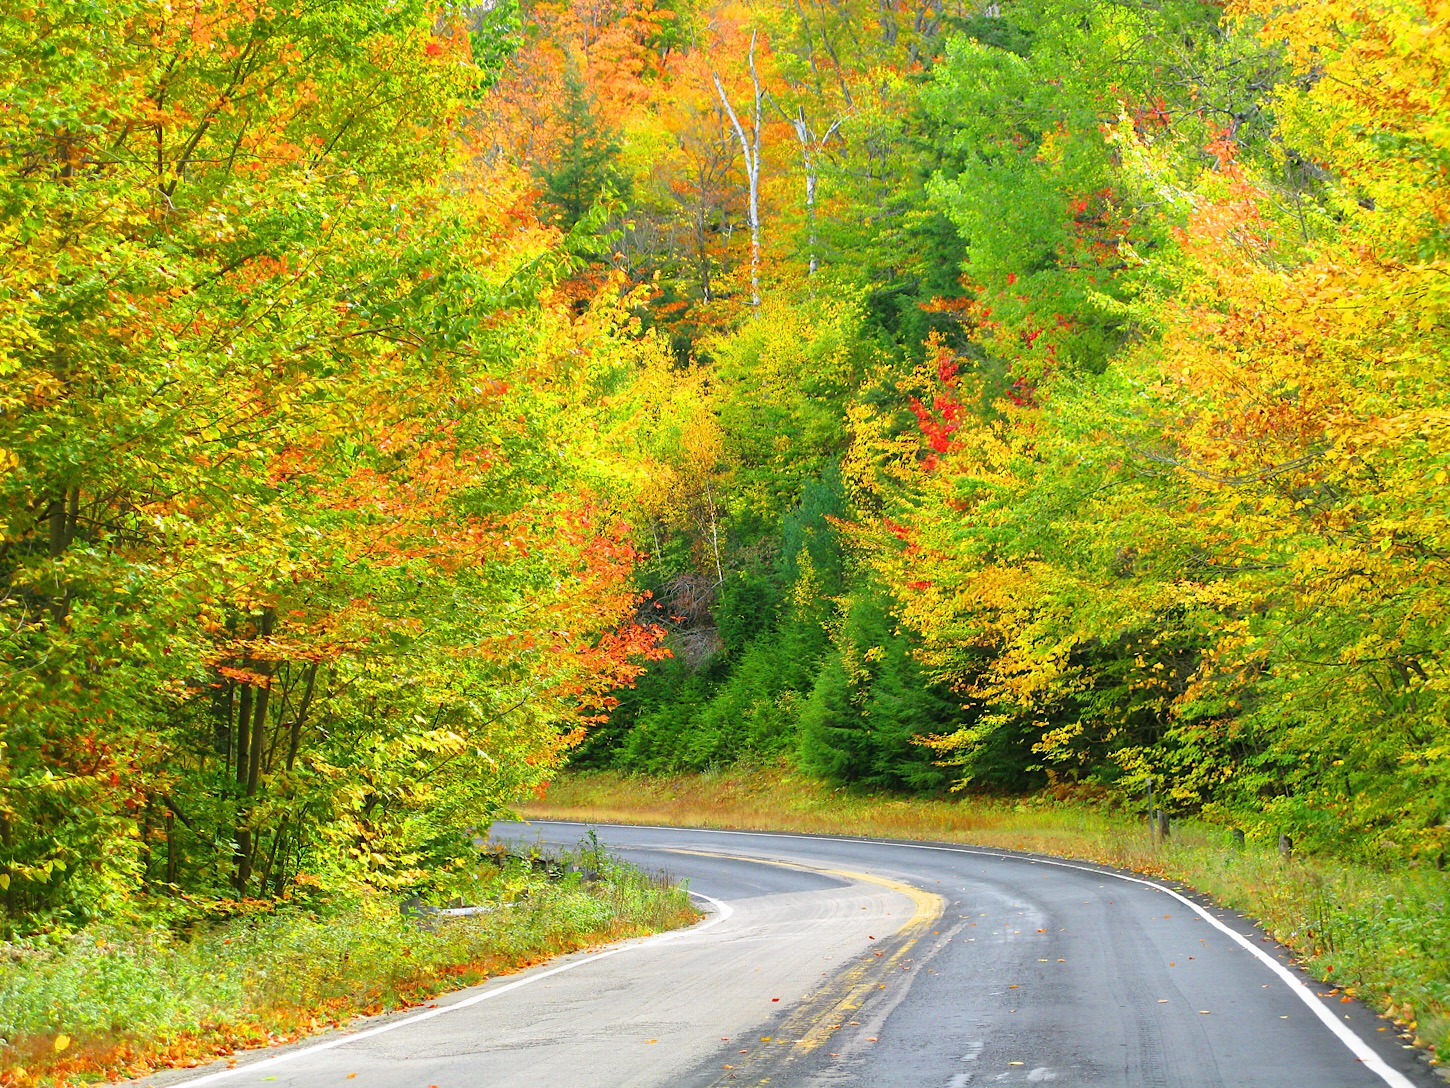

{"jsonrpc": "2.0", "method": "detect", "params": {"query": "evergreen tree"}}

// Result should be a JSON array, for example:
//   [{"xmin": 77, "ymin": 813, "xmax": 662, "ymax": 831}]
[
  {"xmin": 535, "ymin": 64, "xmax": 630, "ymax": 230},
  {"xmin": 800, "ymin": 587, "xmax": 955, "ymax": 791}
]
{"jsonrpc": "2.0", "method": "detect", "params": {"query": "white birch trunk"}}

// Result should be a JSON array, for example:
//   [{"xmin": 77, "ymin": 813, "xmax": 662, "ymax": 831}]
[{"xmin": 713, "ymin": 31, "xmax": 763, "ymax": 306}]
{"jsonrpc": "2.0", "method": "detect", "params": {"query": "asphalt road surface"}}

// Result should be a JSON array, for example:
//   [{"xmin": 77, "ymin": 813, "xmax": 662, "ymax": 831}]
[{"xmin": 144, "ymin": 821, "xmax": 1442, "ymax": 1088}]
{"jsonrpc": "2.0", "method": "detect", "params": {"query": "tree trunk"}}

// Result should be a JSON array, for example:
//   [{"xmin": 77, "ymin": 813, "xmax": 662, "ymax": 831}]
[
  {"xmin": 245, "ymin": 609, "xmax": 274, "ymax": 798},
  {"xmin": 165, "ymin": 810, "xmax": 178, "ymax": 889},
  {"xmin": 259, "ymin": 825, "xmax": 284, "ymax": 896},
  {"xmin": 231, "ymin": 678, "xmax": 251, "ymax": 893},
  {"xmin": 779, "ymin": 104, "xmax": 844, "ymax": 279},
  {"xmin": 235, "ymin": 683, "xmax": 252, "ymax": 793},
  {"xmin": 0, "ymin": 815, "xmax": 16, "ymax": 920},
  {"xmin": 285, "ymin": 661, "xmax": 319, "ymax": 773},
  {"xmin": 704, "ymin": 482, "xmax": 724, "ymax": 586},
  {"xmin": 139, "ymin": 798, "xmax": 154, "ymax": 893},
  {"xmin": 46, "ymin": 487, "xmax": 78, "ymax": 623},
  {"xmin": 714, "ymin": 31, "xmax": 764, "ymax": 307},
  {"xmin": 805, "ymin": 165, "xmax": 818, "ymax": 275},
  {"xmin": 234, "ymin": 608, "xmax": 274, "ymax": 896}
]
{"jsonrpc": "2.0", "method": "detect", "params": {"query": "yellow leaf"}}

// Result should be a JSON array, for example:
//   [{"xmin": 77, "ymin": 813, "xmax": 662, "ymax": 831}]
[{"xmin": 54, "ymin": 1035, "xmax": 71, "ymax": 1053}]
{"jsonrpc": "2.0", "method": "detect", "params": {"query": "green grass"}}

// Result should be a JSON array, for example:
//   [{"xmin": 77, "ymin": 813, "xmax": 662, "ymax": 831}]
[
  {"xmin": 523, "ymin": 766, "xmax": 1450, "ymax": 1067},
  {"xmin": 0, "ymin": 848, "xmax": 697, "ymax": 1087}
]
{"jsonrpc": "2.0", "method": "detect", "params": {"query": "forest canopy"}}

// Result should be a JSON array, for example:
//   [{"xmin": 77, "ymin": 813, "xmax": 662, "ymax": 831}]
[{"xmin": 3, "ymin": 0, "xmax": 1448, "ymax": 932}]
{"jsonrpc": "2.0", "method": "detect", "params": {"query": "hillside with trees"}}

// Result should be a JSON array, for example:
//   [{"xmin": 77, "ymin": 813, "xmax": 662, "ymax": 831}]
[
  {"xmin": 3, "ymin": 0, "xmax": 1448, "ymax": 943},
  {"xmin": 505, "ymin": 0, "xmax": 1450, "ymax": 870}
]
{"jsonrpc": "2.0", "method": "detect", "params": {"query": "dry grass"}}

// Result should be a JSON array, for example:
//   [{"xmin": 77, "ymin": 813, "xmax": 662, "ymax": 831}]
[
  {"xmin": 524, "ymin": 766, "xmax": 1450, "ymax": 1068},
  {"xmin": 524, "ymin": 765, "xmax": 1211, "ymax": 870}
]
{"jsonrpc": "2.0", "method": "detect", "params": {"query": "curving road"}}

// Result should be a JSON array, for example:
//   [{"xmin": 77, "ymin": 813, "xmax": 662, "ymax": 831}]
[{"xmin": 144, "ymin": 821, "xmax": 1441, "ymax": 1088}]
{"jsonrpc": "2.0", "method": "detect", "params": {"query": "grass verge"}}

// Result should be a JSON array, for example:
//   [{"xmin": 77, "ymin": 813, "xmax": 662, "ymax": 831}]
[
  {"xmin": 522, "ymin": 766, "xmax": 1449, "ymax": 1068},
  {"xmin": 0, "ymin": 846, "xmax": 697, "ymax": 1087}
]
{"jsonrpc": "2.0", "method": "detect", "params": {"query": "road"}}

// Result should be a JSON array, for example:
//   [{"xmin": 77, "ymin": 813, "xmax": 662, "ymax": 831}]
[{"xmin": 145, "ymin": 821, "xmax": 1441, "ymax": 1088}]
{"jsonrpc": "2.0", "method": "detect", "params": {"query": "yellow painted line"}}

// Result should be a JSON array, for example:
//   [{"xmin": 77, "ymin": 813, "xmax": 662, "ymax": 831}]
[
  {"xmin": 657, "ymin": 848, "xmax": 944, "ymax": 928},
  {"xmin": 656, "ymin": 848, "xmax": 945, "ymax": 1077}
]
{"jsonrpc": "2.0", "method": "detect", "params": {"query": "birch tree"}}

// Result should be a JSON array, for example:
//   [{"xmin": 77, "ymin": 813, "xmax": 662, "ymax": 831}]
[{"xmin": 712, "ymin": 30, "xmax": 765, "ymax": 306}]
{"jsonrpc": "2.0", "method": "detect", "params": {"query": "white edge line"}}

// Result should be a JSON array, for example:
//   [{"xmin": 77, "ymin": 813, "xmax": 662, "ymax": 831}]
[
  {"xmin": 522, "ymin": 820, "xmax": 1419, "ymax": 1088},
  {"xmin": 165, "ymin": 891, "xmax": 733, "ymax": 1087}
]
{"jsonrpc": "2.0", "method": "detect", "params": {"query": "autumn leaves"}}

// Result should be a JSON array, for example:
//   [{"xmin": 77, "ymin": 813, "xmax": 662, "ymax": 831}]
[
  {"xmin": 517, "ymin": 0, "xmax": 1450, "ymax": 866},
  {"xmin": 4, "ymin": 0, "xmax": 1448, "ymax": 936},
  {"xmin": 0, "ymin": 2, "xmax": 665, "ymax": 924},
  {"xmin": 870, "ymin": 0, "xmax": 1450, "ymax": 860}
]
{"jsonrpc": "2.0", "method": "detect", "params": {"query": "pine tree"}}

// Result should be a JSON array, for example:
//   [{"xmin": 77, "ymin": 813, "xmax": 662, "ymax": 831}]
[{"xmin": 536, "ymin": 64, "xmax": 630, "ymax": 230}]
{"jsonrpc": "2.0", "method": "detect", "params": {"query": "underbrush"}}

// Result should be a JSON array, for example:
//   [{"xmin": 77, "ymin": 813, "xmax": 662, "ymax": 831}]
[
  {"xmin": 0, "ymin": 846, "xmax": 697, "ymax": 1087},
  {"xmin": 524, "ymin": 766, "xmax": 1449, "ymax": 1065}
]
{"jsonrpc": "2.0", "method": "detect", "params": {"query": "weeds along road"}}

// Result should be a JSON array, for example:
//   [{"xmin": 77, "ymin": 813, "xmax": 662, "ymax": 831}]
[{"xmin": 146, "ymin": 821, "xmax": 1440, "ymax": 1088}]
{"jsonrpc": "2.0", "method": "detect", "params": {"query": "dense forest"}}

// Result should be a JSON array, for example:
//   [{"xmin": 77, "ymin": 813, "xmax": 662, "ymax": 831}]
[{"xmin": 2, "ymin": 0, "xmax": 1447, "ymax": 934}]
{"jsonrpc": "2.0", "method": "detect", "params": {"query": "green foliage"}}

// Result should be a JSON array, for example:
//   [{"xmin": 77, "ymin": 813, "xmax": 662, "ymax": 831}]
[
  {"xmin": 535, "ymin": 64, "xmax": 632, "ymax": 230},
  {"xmin": 714, "ymin": 568, "xmax": 785, "ymax": 655},
  {"xmin": 798, "ymin": 586, "xmax": 953, "ymax": 792},
  {"xmin": 8, "ymin": 0, "xmax": 1448, "ymax": 986},
  {"xmin": 710, "ymin": 301, "xmax": 876, "ymax": 528},
  {"xmin": 0, "ymin": 847, "xmax": 692, "ymax": 1079},
  {"xmin": 468, "ymin": 0, "xmax": 523, "ymax": 85},
  {"xmin": 587, "ymin": 0, "xmax": 1450, "ymax": 884},
  {"xmin": 613, "ymin": 593, "xmax": 833, "ymax": 771},
  {"xmin": 0, "ymin": 0, "xmax": 665, "ymax": 934}
]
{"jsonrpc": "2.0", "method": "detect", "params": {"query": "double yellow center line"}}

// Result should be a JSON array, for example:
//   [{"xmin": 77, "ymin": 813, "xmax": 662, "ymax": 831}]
[{"xmin": 659, "ymin": 849, "xmax": 945, "ymax": 1085}]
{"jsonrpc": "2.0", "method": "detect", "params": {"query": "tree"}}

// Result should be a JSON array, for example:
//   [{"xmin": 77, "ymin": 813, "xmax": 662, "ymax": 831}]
[
  {"xmin": 712, "ymin": 28, "xmax": 768, "ymax": 306},
  {"xmin": 0, "ymin": 1, "xmax": 667, "ymax": 926},
  {"xmin": 536, "ymin": 62, "xmax": 631, "ymax": 229}
]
